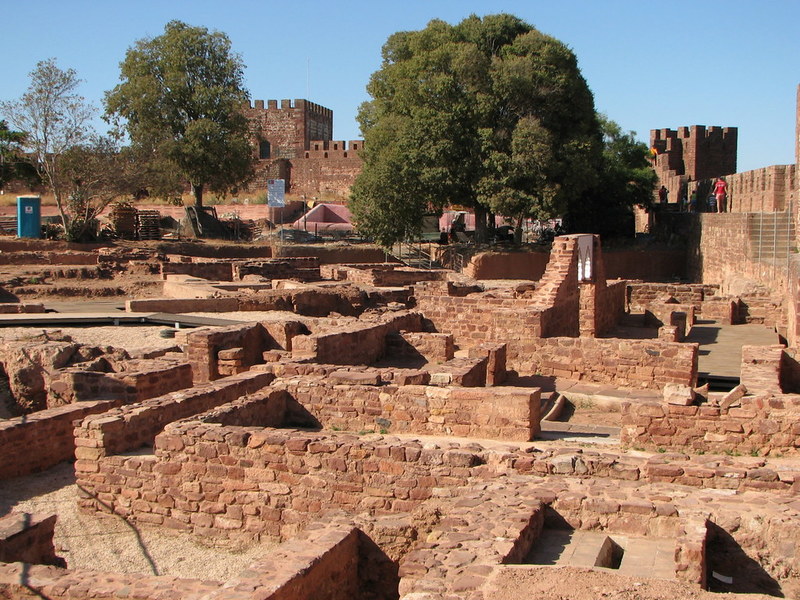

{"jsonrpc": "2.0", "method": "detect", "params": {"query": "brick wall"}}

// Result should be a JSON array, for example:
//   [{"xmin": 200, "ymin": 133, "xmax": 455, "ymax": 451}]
[
  {"xmin": 385, "ymin": 332, "xmax": 454, "ymax": 363},
  {"xmin": 0, "ymin": 399, "xmax": 118, "ymax": 480},
  {"xmin": 186, "ymin": 323, "xmax": 273, "ymax": 382},
  {"xmin": 78, "ymin": 416, "xmax": 796, "ymax": 546}
]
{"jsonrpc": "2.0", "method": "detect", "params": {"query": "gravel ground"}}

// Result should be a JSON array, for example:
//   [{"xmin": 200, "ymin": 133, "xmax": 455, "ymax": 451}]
[
  {"xmin": 0, "ymin": 325, "xmax": 180, "ymax": 354},
  {"xmin": 1, "ymin": 462, "xmax": 273, "ymax": 580}
]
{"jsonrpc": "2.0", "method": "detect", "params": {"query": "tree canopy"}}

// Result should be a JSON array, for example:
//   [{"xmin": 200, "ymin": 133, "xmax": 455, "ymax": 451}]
[
  {"xmin": 0, "ymin": 58, "xmax": 95, "ymax": 233},
  {"xmin": 0, "ymin": 120, "xmax": 37, "ymax": 190},
  {"xmin": 564, "ymin": 116, "xmax": 656, "ymax": 238},
  {"xmin": 105, "ymin": 20, "xmax": 255, "ymax": 206},
  {"xmin": 350, "ymin": 14, "xmax": 602, "ymax": 246}
]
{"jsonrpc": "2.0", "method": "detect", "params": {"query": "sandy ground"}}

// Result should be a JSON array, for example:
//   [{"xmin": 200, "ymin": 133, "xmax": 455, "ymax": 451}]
[
  {"xmin": 484, "ymin": 566, "xmax": 776, "ymax": 600},
  {"xmin": 0, "ymin": 462, "xmax": 273, "ymax": 581}
]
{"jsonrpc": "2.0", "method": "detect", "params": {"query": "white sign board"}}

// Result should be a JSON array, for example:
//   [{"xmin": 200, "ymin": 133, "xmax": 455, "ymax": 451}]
[{"xmin": 267, "ymin": 179, "xmax": 286, "ymax": 207}]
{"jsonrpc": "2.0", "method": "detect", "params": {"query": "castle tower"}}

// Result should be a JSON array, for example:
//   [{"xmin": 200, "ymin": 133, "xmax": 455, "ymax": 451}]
[
  {"xmin": 649, "ymin": 125, "xmax": 738, "ymax": 206},
  {"xmin": 243, "ymin": 99, "xmax": 333, "ymax": 160}
]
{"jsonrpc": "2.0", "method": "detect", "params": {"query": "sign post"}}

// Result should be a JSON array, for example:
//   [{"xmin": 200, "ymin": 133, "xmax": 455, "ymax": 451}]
[{"xmin": 267, "ymin": 179, "xmax": 286, "ymax": 244}]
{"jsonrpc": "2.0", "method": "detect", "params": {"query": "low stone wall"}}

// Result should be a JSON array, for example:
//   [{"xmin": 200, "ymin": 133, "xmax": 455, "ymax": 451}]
[
  {"xmin": 236, "ymin": 257, "xmax": 321, "ymax": 282},
  {"xmin": 48, "ymin": 360, "xmax": 193, "ymax": 405},
  {"xmin": 127, "ymin": 297, "xmax": 240, "ymax": 313},
  {"xmin": 514, "ymin": 337, "xmax": 698, "ymax": 389},
  {"xmin": 385, "ymin": 331, "xmax": 454, "ymax": 363},
  {"xmin": 73, "ymin": 371, "xmax": 274, "ymax": 460},
  {"xmin": 291, "ymin": 312, "xmax": 423, "ymax": 365},
  {"xmin": 0, "ymin": 522, "xmax": 385, "ymax": 600},
  {"xmin": 275, "ymin": 377, "xmax": 538, "ymax": 441},
  {"xmin": 620, "ymin": 396, "xmax": 800, "ymax": 456},
  {"xmin": 78, "ymin": 412, "xmax": 798, "ymax": 547},
  {"xmin": 186, "ymin": 323, "xmax": 275, "ymax": 382},
  {"xmin": 161, "ymin": 261, "xmax": 236, "ymax": 281},
  {"xmin": 0, "ymin": 302, "xmax": 46, "ymax": 313},
  {"xmin": 0, "ymin": 513, "xmax": 61, "ymax": 565},
  {"xmin": 627, "ymin": 283, "xmax": 716, "ymax": 312},
  {"xmin": 0, "ymin": 399, "xmax": 118, "ymax": 480}
]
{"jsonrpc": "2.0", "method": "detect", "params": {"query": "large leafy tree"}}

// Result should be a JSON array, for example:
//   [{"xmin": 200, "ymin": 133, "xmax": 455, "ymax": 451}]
[
  {"xmin": 350, "ymin": 14, "xmax": 601, "ymax": 246},
  {"xmin": 105, "ymin": 20, "xmax": 255, "ymax": 207},
  {"xmin": 0, "ymin": 59, "xmax": 95, "ymax": 231},
  {"xmin": 564, "ymin": 116, "xmax": 656, "ymax": 238}
]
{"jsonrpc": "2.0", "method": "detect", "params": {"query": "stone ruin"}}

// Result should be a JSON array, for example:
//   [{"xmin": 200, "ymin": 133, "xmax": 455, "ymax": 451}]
[{"xmin": 1, "ymin": 233, "xmax": 799, "ymax": 599}]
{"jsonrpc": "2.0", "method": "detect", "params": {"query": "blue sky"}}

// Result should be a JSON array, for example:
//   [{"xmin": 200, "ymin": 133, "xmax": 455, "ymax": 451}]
[{"xmin": 1, "ymin": 0, "xmax": 798, "ymax": 173}]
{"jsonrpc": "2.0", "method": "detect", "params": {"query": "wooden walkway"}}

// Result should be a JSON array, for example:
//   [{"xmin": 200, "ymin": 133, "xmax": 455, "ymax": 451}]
[{"xmin": 686, "ymin": 320, "xmax": 779, "ymax": 383}]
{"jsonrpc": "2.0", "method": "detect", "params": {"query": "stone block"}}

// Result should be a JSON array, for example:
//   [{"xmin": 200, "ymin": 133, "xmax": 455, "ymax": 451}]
[{"xmin": 720, "ymin": 383, "xmax": 747, "ymax": 409}]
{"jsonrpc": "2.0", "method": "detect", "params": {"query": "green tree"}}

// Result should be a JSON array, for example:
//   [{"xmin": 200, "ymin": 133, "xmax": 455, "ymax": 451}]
[
  {"xmin": 564, "ymin": 116, "xmax": 656, "ymax": 238},
  {"xmin": 0, "ymin": 120, "xmax": 38, "ymax": 190},
  {"xmin": 105, "ymin": 20, "xmax": 255, "ymax": 207},
  {"xmin": 60, "ymin": 136, "xmax": 147, "ymax": 241},
  {"xmin": 0, "ymin": 59, "xmax": 95, "ymax": 231},
  {"xmin": 350, "ymin": 14, "xmax": 601, "ymax": 246}
]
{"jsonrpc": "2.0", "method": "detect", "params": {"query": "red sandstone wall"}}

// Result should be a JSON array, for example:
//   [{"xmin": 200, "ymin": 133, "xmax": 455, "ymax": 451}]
[
  {"xmin": 621, "ymin": 395, "xmax": 800, "ymax": 456},
  {"xmin": 291, "ymin": 312, "xmax": 423, "ymax": 365},
  {"xmin": 73, "ymin": 371, "xmax": 274, "ymax": 460},
  {"xmin": 514, "ymin": 337, "xmax": 698, "ymax": 389},
  {"xmin": 0, "ymin": 400, "xmax": 118, "ymax": 480},
  {"xmin": 276, "ymin": 378, "xmax": 538, "ymax": 441},
  {"xmin": 727, "ymin": 164, "xmax": 796, "ymax": 213}
]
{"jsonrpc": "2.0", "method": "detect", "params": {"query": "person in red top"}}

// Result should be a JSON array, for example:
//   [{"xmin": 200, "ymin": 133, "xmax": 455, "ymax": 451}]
[{"xmin": 713, "ymin": 177, "xmax": 728, "ymax": 213}]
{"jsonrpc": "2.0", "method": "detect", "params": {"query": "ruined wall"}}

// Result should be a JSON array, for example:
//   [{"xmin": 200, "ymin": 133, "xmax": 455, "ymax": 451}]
[
  {"xmin": 73, "ymin": 371, "xmax": 274, "ymax": 460},
  {"xmin": 0, "ymin": 513, "xmax": 60, "ymax": 565},
  {"xmin": 464, "ymin": 249, "xmax": 687, "ymax": 282},
  {"xmin": 291, "ymin": 312, "xmax": 423, "ymax": 365},
  {"xmin": 515, "ymin": 337, "xmax": 697, "ymax": 389},
  {"xmin": 48, "ymin": 361, "xmax": 193, "ymax": 405},
  {"xmin": 621, "ymin": 395, "xmax": 800, "ymax": 456},
  {"xmin": 0, "ymin": 523, "xmax": 378, "ymax": 600},
  {"xmin": 275, "ymin": 377, "xmax": 538, "ymax": 441},
  {"xmin": 0, "ymin": 399, "xmax": 118, "ymax": 480},
  {"xmin": 78, "ymin": 414, "xmax": 797, "ymax": 546},
  {"xmin": 161, "ymin": 261, "xmax": 236, "ymax": 282},
  {"xmin": 186, "ymin": 323, "xmax": 275, "ymax": 382}
]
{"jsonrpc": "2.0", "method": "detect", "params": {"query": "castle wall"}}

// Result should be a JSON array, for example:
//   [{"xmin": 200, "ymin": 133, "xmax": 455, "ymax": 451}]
[
  {"xmin": 650, "ymin": 125, "xmax": 737, "ymax": 206},
  {"xmin": 726, "ymin": 164, "xmax": 796, "ymax": 212}
]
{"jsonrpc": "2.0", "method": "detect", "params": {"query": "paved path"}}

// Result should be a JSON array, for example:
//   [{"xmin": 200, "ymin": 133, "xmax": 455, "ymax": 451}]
[{"xmin": 686, "ymin": 320, "xmax": 779, "ymax": 380}]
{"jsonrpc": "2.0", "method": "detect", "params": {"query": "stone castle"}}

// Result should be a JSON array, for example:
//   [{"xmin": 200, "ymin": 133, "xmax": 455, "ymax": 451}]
[{"xmin": 242, "ymin": 99, "xmax": 363, "ymax": 200}]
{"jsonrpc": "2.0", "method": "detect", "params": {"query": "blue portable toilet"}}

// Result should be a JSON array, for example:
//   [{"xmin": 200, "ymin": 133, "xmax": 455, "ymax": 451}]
[{"xmin": 17, "ymin": 196, "xmax": 41, "ymax": 238}]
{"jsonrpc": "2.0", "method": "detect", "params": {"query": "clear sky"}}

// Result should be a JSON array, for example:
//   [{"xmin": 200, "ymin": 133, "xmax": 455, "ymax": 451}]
[{"xmin": 1, "ymin": 0, "xmax": 798, "ymax": 173}]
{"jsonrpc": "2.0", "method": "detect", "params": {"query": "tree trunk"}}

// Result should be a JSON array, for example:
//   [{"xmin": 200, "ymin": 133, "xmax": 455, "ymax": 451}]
[
  {"xmin": 474, "ymin": 204, "xmax": 487, "ymax": 244},
  {"xmin": 192, "ymin": 183, "xmax": 204, "ymax": 207},
  {"xmin": 514, "ymin": 215, "xmax": 524, "ymax": 245}
]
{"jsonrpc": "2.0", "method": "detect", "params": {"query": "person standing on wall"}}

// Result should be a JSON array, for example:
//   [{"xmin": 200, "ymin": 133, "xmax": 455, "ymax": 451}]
[
  {"xmin": 658, "ymin": 185, "xmax": 669, "ymax": 205},
  {"xmin": 713, "ymin": 177, "xmax": 728, "ymax": 213}
]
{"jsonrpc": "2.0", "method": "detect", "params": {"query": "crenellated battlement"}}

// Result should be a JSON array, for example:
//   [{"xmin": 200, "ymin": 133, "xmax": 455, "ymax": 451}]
[
  {"xmin": 304, "ymin": 140, "xmax": 364, "ymax": 159},
  {"xmin": 649, "ymin": 124, "xmax": 738, "ymax": 204},
  {"xmin": 244, "ymin": 98, "xmax": 333, "ymax": 121}
]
